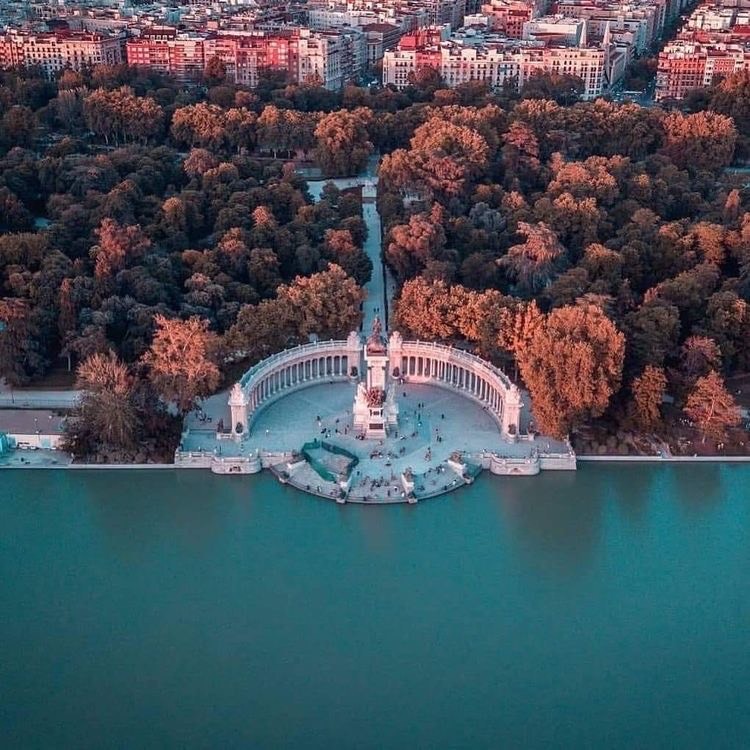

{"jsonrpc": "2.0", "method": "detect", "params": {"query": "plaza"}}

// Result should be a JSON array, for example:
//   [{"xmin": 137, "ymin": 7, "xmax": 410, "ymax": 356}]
[{"xmin": 180, "ymin": 375, "xmax": 574, "ymax": 502}]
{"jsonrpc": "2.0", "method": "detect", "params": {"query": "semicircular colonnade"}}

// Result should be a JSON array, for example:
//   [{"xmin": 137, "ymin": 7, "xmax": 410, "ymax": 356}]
[{"xmin": 229, "ymin": 332, "xmax": 522, "ymax": 440}]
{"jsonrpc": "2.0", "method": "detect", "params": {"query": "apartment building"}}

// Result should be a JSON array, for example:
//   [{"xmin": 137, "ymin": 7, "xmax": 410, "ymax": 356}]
[
  {"xmin": 383, "ymin": 27, "xmax": 610, "ymax": 97},
  {"xmin": 361, "ymin": 22, "xmax": 403, "ymax": 66},
  {"xmin": 126, "ymin": 28, "xmax": 205, "ymax": 82},
  {"xmin": 479, "ymin": 0, "xmax": 543, "ymax": 37},
  {"xmin": 654, "ymin": 1, "xmax": 750, "ymax": 100},
  {"xmin": 126, "ymin": 26, "xmax": 361, "ymax": 89},
  {"xmin": 656, "ymin": 39, "xmax": 750, "ymax": 99},
  {"xmin": 555, "ymin": 0, "xmax": 669, "ymax": 52},
  {"xmin": 0, "ymin": 29, "xmax": 125, "ymax": 77}
]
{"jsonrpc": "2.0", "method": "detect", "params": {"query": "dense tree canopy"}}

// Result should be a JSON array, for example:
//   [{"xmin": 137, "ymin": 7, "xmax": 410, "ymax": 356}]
[{"xmin": 0, "ymin": 61, "xmax": 748, "ymax": 454}]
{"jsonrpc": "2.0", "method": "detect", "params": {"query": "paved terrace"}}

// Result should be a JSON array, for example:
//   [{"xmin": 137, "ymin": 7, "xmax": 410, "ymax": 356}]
[{"xmin": 183, "ymin": 382, "xmax": 568, "ymax": 501}]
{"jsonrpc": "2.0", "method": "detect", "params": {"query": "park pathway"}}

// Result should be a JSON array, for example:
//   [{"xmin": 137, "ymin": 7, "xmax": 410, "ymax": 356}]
[
  {"xmin": 0, "ymin": 383, "xmax": 81, "ymax": 409},
  {"xmin": 303, "ymin": 155, "xmax": 394, "ymax": 333}
]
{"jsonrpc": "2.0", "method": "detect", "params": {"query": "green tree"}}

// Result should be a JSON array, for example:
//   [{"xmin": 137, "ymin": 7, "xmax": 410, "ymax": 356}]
[
  {"xmin": 661, "ymin": 111, "xmax": 737, "ymax": 171},
  {"xmin": 386, "ymin": 210, "xmax": 447, "ymax": 282},
  {"xmin": 499, "ymin": 222, "xmax": 565, "ymax": 296},
  {"xmin": 71, "ymin": 351, "xmax": 138, "ymax": 449},
  {"xmin": 314, "ymin": 110, "xmax": 373, "ymax": 177},
  {"xmin": 141, "ymin": 315, "xmax": 221, "ymax": 414}
]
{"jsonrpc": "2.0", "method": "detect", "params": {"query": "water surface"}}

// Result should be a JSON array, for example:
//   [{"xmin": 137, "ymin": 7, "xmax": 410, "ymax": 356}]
[{"xmin": 1, "ymin": 466, "xmax": 749, "ymax": 749}]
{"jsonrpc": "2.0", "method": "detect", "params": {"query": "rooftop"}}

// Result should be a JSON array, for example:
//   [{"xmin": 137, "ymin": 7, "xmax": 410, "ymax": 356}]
[{"xmin": 0, "ymin": 409, "xmax": 67, "ymax": 435}]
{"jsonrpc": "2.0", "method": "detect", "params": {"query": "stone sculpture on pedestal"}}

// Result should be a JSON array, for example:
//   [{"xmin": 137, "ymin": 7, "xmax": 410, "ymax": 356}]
[{"xmin": 353, "ymin": 317, "xmax": 399, "ymax": 438}]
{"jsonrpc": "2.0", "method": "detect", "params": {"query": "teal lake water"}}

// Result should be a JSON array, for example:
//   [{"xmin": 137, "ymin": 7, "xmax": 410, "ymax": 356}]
[{"xmin": 1, "ymin": 466, "xmax": 749, "ymax": 749}]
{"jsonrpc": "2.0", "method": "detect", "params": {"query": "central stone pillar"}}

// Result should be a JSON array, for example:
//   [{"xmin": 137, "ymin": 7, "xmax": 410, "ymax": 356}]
[{"xmin": 353, "ymin": 318, "xmax": 398, "ymax": 438}]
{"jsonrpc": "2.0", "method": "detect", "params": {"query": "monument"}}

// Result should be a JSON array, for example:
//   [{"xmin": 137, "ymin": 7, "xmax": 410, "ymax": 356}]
[{"xmin": 353, "ymin": 317, "xmax": 399, "ymax": 438}]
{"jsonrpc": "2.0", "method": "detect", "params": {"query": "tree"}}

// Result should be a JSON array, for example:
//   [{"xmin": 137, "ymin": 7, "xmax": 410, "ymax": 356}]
[
  {"xmin": 314, "ymin": 110, "xmax": 373, "ymax": 177},
  {"xmin": 501, "ymin": 121, "xmax": 541, "ymax": 188},
  {"xmin": 684, "ymin": 370, "xmax": 740, "ymax": 443},
  {"xmin": 661, "ymin": 111, "xmax": 737, "ymax": 171},
  {"xmin": 141, "ymin": 315, "xmax": 221, "ymax": 414},
  {"xmin": 499, "ymin": 222, "xmax": 565, "ymax": 296},
  {"xmin": 62, "ymin": 350, "xmax": 133, "ymax": 454},
  {"xmin": 704, "ymin": 69, "xmax": 750, "ymax": 143},
  {"xmin": 696, "ymin": 291, "xmax": 748, "ymax": 368},
  {"xmin": 227, "ymin": 265, "xmax": 365, "ymax": 357},
  {"xmin": 522, "ymin": 71, "xmax": 584, "ymax": 105},
  {"xmin": 83, "ymin": 87, "xmax": 164, "ymax": 145},
  {"xmin": 630, "ymin": 365, "xmax": 667, "ymax": 431},
  {"xmin": 226, "ymin": 297, "xmax": 298, "ymax": 360},
  {"xmin": 0, "ymin": 187, "xmax": 32, "ymax": 233},
  {"xmin": 91, "ymin": 218, "xmax": 151, "ymax": 280},
  {"xmin": 248, "ymin": 247, "xmax": 282, "ymax": 298},
  {"xmin": 204, "ymin": 55, "xmax": 227, "ymax": 86},
  {"xmin": 183, "ymin": 148, "xmax": 218, "ymax": 178},
  {"xmin": 171, "ymin": 102, "xmax": 229, "ymax": 150},
  {"xmin": 0, "ymin": 298, "xmax": 45, "ymax": 385},
  {"xmin": 497, "ymin": 300, "xmax": 545, "ymax": 363},
  {"xmin": 624, "ymin": 301, "xmax": 681, "ymax": 371},
  {"xmin": 324, "ymin": 229, "xmax": 372, "ymax": 286},
  {"xmin": 393, "ymin": 277, "xmax": 465, "ymax": 339},
  {"xmin": 680, "ymin": 336, "xmax": 721, "ymax": 379},
  {"xmin": 277, "ymin": 264, "xmax": 364, "ymax": 339},
  {"xmin": 70, "ymin": 351, "xmax": 138, "ymax": 450},
  {"xmin": 1, "ymin": 105, "xmax": 36, "ymax": 148},
  {"xmin": 518, "ymin": 303, "xmax": 625, "ymax": 438},
  {"xmin": 386, "ymin": 210, "xmax": 446, "ymax": 282},
  {"xmin": 456, "ymin": 288, "xmax": 509, "ymax": 359},
  {"xmin": 221, "ymin": 107, "xmax": 257, "ymax": 153},
  {"xmin": 408, "ymin": 117, "xmax": 491, "ymax": 197}
]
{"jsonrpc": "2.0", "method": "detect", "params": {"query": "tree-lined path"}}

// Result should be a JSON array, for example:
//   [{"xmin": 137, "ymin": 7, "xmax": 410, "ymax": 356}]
[{"xmin": 303, "ymin": 155, "xmax": 394, "ymax": 332}]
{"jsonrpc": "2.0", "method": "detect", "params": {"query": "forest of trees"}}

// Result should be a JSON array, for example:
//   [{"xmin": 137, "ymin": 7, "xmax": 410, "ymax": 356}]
[{"xmin": 0, "ymin": 62, "xmax": 748, "ymax": 458}]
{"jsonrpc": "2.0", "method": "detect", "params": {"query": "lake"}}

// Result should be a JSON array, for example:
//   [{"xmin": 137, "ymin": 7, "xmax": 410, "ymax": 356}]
[{"xmin": 1, "ymin": 465, "xmax": 749, "ymax": 749}]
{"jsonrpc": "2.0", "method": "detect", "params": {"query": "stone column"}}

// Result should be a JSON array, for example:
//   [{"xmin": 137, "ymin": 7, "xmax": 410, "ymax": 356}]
[
  {"xmin": 388, "ymin": 331, "xmax": 403, "ymax": 378},
  {"xmin": 347, "ymin": 331, "xmax": 362, "ymax": 379}
]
